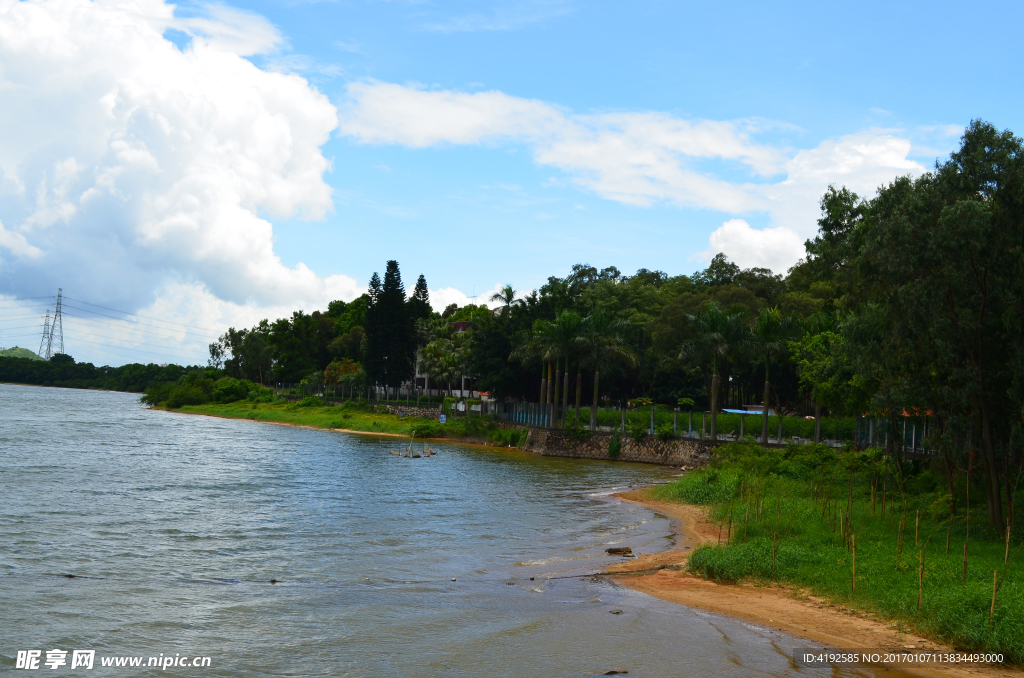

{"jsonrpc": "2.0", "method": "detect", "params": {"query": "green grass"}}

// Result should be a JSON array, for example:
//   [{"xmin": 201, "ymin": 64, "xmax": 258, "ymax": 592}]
[
  {"xmin": 651, "ymin": 442, "xmax": 1024, "ymax": 662},
  {"xmin": 174, "ymin": 400, "xmax": 528, "ymax": 447}
]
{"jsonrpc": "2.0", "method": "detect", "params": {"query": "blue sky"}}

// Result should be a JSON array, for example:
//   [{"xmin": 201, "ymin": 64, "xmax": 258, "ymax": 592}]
[
  {"xmin": 0, "ymin": 0, "xmax": 1020, "ymax": 365},
  {"xmin": 258, "ymin": 0, "xmax": 1021, "ymax": 293}
]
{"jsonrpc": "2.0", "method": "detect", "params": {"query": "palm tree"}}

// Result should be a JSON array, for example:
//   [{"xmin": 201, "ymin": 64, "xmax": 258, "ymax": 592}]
[
  {"xmin": 545, "ymin": 311, "xmax": 585, "ymax": 426},
  {"xmin": 678, "ymin": 301, "xmax": 745, "ymax": 441},
  {"xmin": 510, "ymin": 326, "xmax": 548, "ymax": 410},
  {"xmin": 512, "ymin": 311, "xmax": 584, "ymax": 427},
  {"xmin": 579, "ymin": 311, "xmax": 637, "ymax": 429},
  {"xmin": 748, "ymin": 306, "xmax": 803, "ymax": 444},
  {"xmin": 490, "ymin": 285, "xmax": 521, "ymax": 319}
]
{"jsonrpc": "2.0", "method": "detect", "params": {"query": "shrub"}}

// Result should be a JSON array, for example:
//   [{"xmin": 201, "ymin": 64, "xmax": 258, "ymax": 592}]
[
  {"xmin": 296, "ymin": 396, "xmax": 324, "ymax": 407},
  {"xmin": 246, "ymin": 384, "xmax": 277, "ymax": 403},
  {"xmin": 140, "ymin": 382, "xmax": 175, "ymax": 406},
  {"xmin": 489, "ymin": 427, "xmax": 527, "ymax": 447},
  {"xmin": 212, "ymin": 377, "xmax": 250, "ymax": 403},
  {"xmin": 627, "ymin": 420, "xmax": 649, "ymax": 442},
  {"xmin": 412, "ymin": 421, "xmax": 445, "ymax": 438},
  {"xmin": 564, "ymin": 412, "xmax": 590, "ymax": 442},
  {"xmin": 655, "ymin": 423, "xmax": 675, "ymax": 441},
  {"xmin": 165, "ymin": 385, "xmax": 211, "ymax": 409},
  {"xmin": 608, "ymin": 430, "xmax": 621, "ymax": 459}
]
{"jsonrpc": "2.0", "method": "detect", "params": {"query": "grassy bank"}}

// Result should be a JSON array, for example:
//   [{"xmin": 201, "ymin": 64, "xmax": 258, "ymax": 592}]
[
  {"xmin": 171, "ymin": 400, "xmax": 530, "ymax": 447},
  {"xmin": 652, "ymin": 442, "xmax": 1024, "ymax": 662}
]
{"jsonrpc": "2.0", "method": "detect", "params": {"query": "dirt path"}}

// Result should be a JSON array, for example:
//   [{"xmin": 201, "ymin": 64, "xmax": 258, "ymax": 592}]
[{"xmin": 607, "ymin": 489, "xmax": 1020, "ymax": 678}]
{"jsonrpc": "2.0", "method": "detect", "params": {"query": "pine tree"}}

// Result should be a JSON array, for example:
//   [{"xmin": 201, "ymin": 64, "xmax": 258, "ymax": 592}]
[
  {"xmin": 364, "ymin": 261, "xmax": 415, "ymax": 389},
  {"xmin": 363, "ymin": 272, "xmax": 385, "ymax": 385},
  {"xmin": 408, "ymin": 274, "xmax": 432, "ymax": 325}
]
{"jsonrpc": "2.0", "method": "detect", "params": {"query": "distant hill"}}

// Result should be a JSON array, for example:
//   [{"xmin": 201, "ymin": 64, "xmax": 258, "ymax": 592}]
[{"xmin": 0, "ymin": 346, "xmax": 43, "ymax": 361}]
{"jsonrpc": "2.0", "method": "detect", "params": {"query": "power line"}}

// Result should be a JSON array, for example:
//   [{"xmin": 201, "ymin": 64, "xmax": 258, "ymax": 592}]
[
  {"xmin": 62, "ymin": 296, "xmax": 225, "ymax": 333},
  {"xmin": 0, "ymin": 323, "xmax": 51, "ymax": 331},
  {"xmin": 60, "ymin": 334, "xmax": 206, "ymax": 361},
  {"xmin": 60, "ymin": 305, "xmax": 220, "ymax": 341},
  {"xmin": 0, "ymin": 295, "xmax": 57, "ymax": 305},
  {"xmin": 0, "ymin": 315, "xmax": 57, "ymax": 323},
  {"xmin": 61, "ymin": 318, "xmax": 212, "ymax": 352}
]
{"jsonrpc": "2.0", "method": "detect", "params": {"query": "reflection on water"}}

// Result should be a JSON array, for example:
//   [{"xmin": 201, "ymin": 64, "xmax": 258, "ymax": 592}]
[{"xmin": 2, "ymin": 385, "xmax": 880, "ymax": 676}]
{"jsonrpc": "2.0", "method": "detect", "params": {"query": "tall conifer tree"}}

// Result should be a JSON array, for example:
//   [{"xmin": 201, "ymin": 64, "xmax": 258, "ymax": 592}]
[
  {"xmin": 408, "ymin": 274, "xmax": 432, "ymax": 325},
  {"xmin": 363, "ymin": 272, "xmax": 385, "ymax": 385},
  {"xmin": 365, "ymin": 261, "xmax": 415, "ymax": 389}
]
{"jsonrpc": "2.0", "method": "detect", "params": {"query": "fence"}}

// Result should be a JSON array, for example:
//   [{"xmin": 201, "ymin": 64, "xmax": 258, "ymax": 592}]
[
  {"xmin": 275, "ymin": 383, "xmax": 482, "ymax": 407},
  {"xmin": 497, "ymin": 402, "xmax": 939, "ymax": 452}
]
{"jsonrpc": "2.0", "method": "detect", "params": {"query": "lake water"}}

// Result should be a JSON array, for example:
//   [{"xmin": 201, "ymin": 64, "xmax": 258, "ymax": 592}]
[{"xmin": 1, "ymin": 384, "xmax": 875, "ymax": 676}]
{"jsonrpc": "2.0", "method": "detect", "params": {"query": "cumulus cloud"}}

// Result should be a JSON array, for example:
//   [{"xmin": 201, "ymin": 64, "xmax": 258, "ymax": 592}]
[
  {"xmin": 339, "ymin": 81, "xmax": 929, "ymax": 270},
  {"xmin": 0, "ymin": 0, "xmax": 356, "ymax": 363},
  {"xmin": 426, "ymin": 283, "xmax": 504, "ymax": 313},
  {"xmin": 700, "ymin": 219, "xmax": 805, "ymax": 272}
]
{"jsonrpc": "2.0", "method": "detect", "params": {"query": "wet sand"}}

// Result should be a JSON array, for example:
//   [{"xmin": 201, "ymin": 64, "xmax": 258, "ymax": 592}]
[{"xmin": 607, "ymin": 489, "xmax": 1021, "ymax": 678}]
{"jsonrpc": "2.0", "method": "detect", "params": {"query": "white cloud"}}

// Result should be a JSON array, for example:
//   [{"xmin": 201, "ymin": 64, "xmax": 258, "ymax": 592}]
[
  {"xmin": 700, "ymin": 219, "xmax": 805, "ymax": 273},
  {"xmin": 0, "ymin": 219, "xmax": 43, "ymax": 258},
  {"xmin": 339, "ymin": 81, "xmax": 931, "ymax": 271},
  {"xmin": 0, "ymin": 0, "xmax": 357, "ymax": 364},
  {"xmin": 340, "ymin": 81, "xmax": 567, "ymax": 147},
  {"xmin": 421, "ymin": 1, "xmax": 575, "ymax": 33},
  {"xmin": 427, "ymin": 284, "xmax": 504, "ymax": 313},
  {"xmin": 175, "ymin": 5, "xmax": 284, "ymax": 56}
]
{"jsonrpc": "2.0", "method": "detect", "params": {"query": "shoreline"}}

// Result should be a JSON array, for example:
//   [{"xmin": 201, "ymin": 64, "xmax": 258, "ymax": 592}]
[
  {"xmin": 158, "ymin": 406, "xmax": 518, "ymax": 451},
  {"xmin": 607, "ymin": 489, "xmax": 1019, "ymax": 678}
]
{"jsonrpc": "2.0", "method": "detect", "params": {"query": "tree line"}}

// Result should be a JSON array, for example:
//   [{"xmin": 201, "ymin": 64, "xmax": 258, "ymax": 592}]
[
  {"xmin": 0, "ymin": 353, "xmax": 196, "ymax": 393},
  {"xmin": 209, "ymin": 121, "xmax": 1024, "ymax": 528}
]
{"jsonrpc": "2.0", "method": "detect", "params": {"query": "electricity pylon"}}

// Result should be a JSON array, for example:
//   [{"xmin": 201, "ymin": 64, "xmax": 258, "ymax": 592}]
[
  {"xmin": 38, "ymin": 310, "xmax": 51, "ymax": 359},
  {"xmin": 38, "ymin": 288, "xmax": 65, "ymax": 360}
]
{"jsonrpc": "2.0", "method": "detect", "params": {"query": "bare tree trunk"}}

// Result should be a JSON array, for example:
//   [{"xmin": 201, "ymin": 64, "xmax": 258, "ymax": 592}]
[
  {"xmin": 575, "ymin": 365, "xmax": 582, "ymax": 416},
  {"xmin": 591, "ymin": 370, "xmax": 600, "ymax": 430},
  {"xmin": 814, "ymin": 402, "xmax": 822, "ymax": 443},
  {"xmin": 562, "ymin": 362, "xmax": 569, "ymax": 427},
  {"xmin": 710, "ymin": 373, "xmax": 719, "ymax": 441},
  {"xmin": 761, "ymin": 379, "xmax": 770, "ymax": 444},
  {"xmin": 540, "ymin": 362, "xmax": 547, "ymax": 406},
  {"xmin": 546, "ymin": 362, "xmax": 554, "ymax": 412},
  {"xmin": 553, "ymin": 362, "xmax": 562, "ymax": 427},
  {"xmin": 980, "ymin": 405, "xmax": 1004, "ymax": 528}
]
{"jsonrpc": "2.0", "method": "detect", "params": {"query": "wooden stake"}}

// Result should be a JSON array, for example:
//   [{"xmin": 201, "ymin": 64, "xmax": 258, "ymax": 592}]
[
  {"xmin": 991, "ymin": 570, "xmax": 998, "ymax": 623},
  {"xmin": 727, "ymin": 512, "xmax": 732, "ymax": 543},
  {"xmin": 915, "ymin": 510, "xmax": 920, "ymax": 548},
  {"xmin": 852, "ymin": 533, "xmax": 856, "ymax": 594},
  {"xmin": 1006, "ymin": 523, "xmax": 1011, "ymax": 564}
]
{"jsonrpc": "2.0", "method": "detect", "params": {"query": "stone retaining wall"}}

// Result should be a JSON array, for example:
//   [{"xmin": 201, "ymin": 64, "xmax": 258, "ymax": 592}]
[
  {"xmin": 504, "ymin": 423, "xmax": 720, "ymax": 467},
  {"xmin": 377, "ymin": 403, "xmax": 443, "ymax": 419}
]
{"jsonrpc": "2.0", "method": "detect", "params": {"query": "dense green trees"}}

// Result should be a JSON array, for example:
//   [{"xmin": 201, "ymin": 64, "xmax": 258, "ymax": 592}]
[
  {"xmin": 0, "ymin": 354, "xmax": 195, "ymax": 392},
  {"xmin": 363, "ymin": 261, "xmax": 415, "ymax": 390},
  {"xmin": 129, "ymin": 121, "xmax": 1024, "ymax": 530},
  {"xmin": 792, "ymin": 120, "xmax": 1024, "ymax": 527}
]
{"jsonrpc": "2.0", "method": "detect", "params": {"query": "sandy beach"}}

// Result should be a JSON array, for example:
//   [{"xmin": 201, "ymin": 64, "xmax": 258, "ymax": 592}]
[{"xmin": 607, "ymin": 489, "xmax": 1020, "ymax": 678}]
